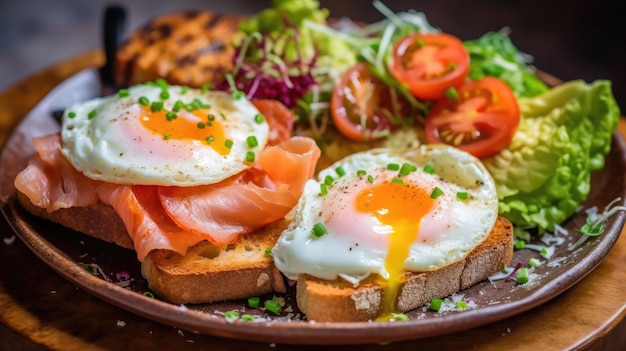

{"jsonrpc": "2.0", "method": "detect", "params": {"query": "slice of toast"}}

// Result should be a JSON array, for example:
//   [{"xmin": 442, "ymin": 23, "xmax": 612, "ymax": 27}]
[
  {"xmin": 16, "ymin": 191, "xmax": 287, "ymax": 304},
  {"xmin": 142, "ymin": 220, "xmax": 288, "ymax": 305},
  {"xmin": 115, "ymin": 11, "xmax": 245, "ymax": 89},
  {"xmin": 296, "ymin": 216, "xmax": 514, "ymax": 322}
]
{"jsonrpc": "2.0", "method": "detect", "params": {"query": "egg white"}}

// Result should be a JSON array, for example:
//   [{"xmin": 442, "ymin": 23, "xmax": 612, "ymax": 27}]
[
  {"xmin": 272, "ymin": 145, "xmax": 499, "ymax": 285},
  {"xmin": 60, "ymin": 84, "xmax": 268, "ymax": 186}
]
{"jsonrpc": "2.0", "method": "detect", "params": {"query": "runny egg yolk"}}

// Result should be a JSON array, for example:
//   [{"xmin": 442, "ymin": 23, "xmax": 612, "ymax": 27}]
[
  {"xmin": 355, "ymin": 181, "xmax": 435, "ymax": 321},
  {"xmin": 140, "ymin": 108, "xmax": 230, "ymax": 155}
]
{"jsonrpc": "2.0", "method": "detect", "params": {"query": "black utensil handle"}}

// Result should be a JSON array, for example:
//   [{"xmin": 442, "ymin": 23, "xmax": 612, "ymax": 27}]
[{"xmin": 100, "ymin": 5, "xmax": 126, "ymax": 92}]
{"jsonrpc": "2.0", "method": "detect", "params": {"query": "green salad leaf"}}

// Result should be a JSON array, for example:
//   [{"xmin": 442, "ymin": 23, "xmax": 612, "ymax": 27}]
[
  {"xmin": 482, "ymin": 80, "xmax": 620, "ymax": 233},
  {"xmin": 464, "ymin": 31, "xmax": 550, "ymax": 98}
]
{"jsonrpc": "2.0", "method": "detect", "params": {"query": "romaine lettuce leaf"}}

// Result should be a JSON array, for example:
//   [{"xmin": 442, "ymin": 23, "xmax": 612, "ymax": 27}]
[{"xmin": 482, "ymin": 80, "xmax": 620, "ymax": 232}]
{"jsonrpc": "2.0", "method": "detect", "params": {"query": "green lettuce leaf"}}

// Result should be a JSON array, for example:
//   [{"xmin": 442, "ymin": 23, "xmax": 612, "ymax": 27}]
[
  {"xmin": 464, "ymin": 31, "xmax": 550, "ymax": 98},
  {"xmin": 482, "ymin": 80, "xmax": 620, "ymax": 232}
]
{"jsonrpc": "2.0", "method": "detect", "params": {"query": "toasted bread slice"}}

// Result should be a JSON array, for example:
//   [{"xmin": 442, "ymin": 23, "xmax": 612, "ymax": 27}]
[
  {"xmin": 296, "ymin": 216, "xmax": 514, "ymax": 322},
  {"xmin": 142, "ymin": 220, "xmax": 288, "ymax": 305},
  {"xmin": 16, "ymin": 190, "xmax": 286, "ymax": 304},
  {"xmin": 17, "ymin": 191, "xmax": 134, "ymax": 249},
  {"xmin": 115, "ymin": 11, "xmax": 245, "ymax": 88}
]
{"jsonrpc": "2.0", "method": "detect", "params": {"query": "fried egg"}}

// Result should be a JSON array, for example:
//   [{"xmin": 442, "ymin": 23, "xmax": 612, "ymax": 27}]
[
  {"xmin": 272, "ymin": 145, "xmax": 498, "ymax": 320},
  {"xmin": 60, "ymin": 83, "xmax": 268, "ymax": 186}
]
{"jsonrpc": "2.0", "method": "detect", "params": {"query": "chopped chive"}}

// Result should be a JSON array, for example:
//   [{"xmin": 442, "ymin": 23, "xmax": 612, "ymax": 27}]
[
  {"xmin": 224, "ymin": 310, "xmax": 239, "ymax": 319},
  {"xmin": 392, "ymin": 178, "xmax": 404, "ymax": 184},
  {"xmin": 367, "ymin": 175, "xmax": 374, "ymax": 183},
  {"xmin": 320, "ymin": 183, "xmax": 328, "ymax": 195},
  {"xmin": 324, "ymin": 175, "xmax": 334, "ymax": 185},
  {"xmin": 430, "ymin": 298, "xmax": 443, "ymax": 311},
  {"xmin": 357, "ymin": 170, "xmax": 367, "ymax": 176},
  {"xmin": 456, "ymin": 191, "xmax": 468, "ymax": 200},
  {"xmin": 173, "ymin": 100, "xmax": 184, "ymax": 112},
  {"xmin": 207, "ymin": 114, "xmax": 215, "ymax": 122},
  {"xmin": 197, "ymin": 122, "xmax": 206, "ymax": 129},
  {"xmin": 220, "ymin": 112, "xmax": 227, "ymax": 120},
  {"xmin": 163, "ymin": 135, "xmax": 170, "ymax": 140},
  {"xmin": 143, "ymin": 291, "xmax": 155, "ymax": 299},
  {"xmin": 201, "ymin": 83, "xmax": 212, "ymax": 93},
  {"xmin": 155, "ymin": 78, "xmax": 169, "ymax": 89},
  {"xmin": 528, "ymin": 258, "xmax": 542, "ymax": 267},
  {"xmin": 241, "ymin": 314, "xmax": 255, "ymax": 321},
  {"xmin": 159, "ymin": 90, "xmax": 170, "ymax": 100},
  {"xmin": 83, "ymin": 263, "xmax": 98, "ymax": 274},
  {"xmin": 67, "ymin": 111, "xmax": 76, "ymax": 118},
  {"xmin": 246, "ymin": 136, "xmax": 258, "ymax": 148},
  {"xmin": 87, "ymin": 110, "xmax": 97, "ymax": 119},
  {"xmin": 311, "ymin": 222, "xmax": 327, "ymax": 237},
  {"xmin": 138, "ymin": 96, "xmax": 150, "ymax": 106},
  {"xmin": 430, "ymin": 187, "xmax": 444, "ymax": 199},
  {"xmin": 232, "ymin": 90, "xmax": 245, "ymax": 100},
  {"xmin": 335, "ymin": 166, "xmax": 346, "ymax": 177},
  {"xmin": 392, "ymin": 313, "xmax": 409, "ymax": 321},
  {"xmin": 248, "ymin": 296, "xmax": 260, "ymax": 308},
  {"xmin": 415, "ymin": 38, "xmax": 425, "ymax": 48},
  {"xmin": 540, "ymin": 247, "xmax": 548, "ymax": 255},
  {"xmin": 264, "ymin": 299, "xmax": 282, "ymax": 315},
  {"xmin": 514, "ymin": 239, "xmax": 526, "ymax": 250},
  {"xmin": 191, "ymin": 98, "xmax": 203, "ymax": 109},
  {"xmin": 516, "ymin": 267, "xmax": 530, "ymax": 284},
  {"xmin": 254, "ymin": 114, "xmax": 265, "ymax": 123},
  {"xmin": 117, "ymin": 89, "xmax": 129, "ymax": 98},
  {"xmin": 246, "ymin": 151, "xmax": 255, "ymax": 163},
  {"xmin": 205, "ymin": 136, "xmax": 215, "ymax": 144},
  {"xmin": 449, "ymin": 62, "xmax": 457, "ymax": 70},
  {"xmin": 399, "ymin": 163, "xmax": 417, "ymax": 176},
  {"xmin": 166, "ymin": 111, "xmax": 177, "ymax": 120},
  {"xmin": 423, "ymin": 164, "xmax": 435, "ymax": 174},
  {"xmin": 387, "ymin": 163, "xmax": 400, "ymax": 171},
  {"xmin": 150, "ymin": 101, "xmax": 163, "ymax": 112},
  {"xmin": 444, "ymin": 87, "xmax": 459, "ymax": 100},
  {"xmin": 264, "ymin": 247, "xmax": 272, "ymax": 257},
  {"xmin": 224, "ymin": 139, "xmax": 234, "ymax": 149},
  {"xmin": 456, "ymin": 300, "xmax": 467, "ymax": 310}
]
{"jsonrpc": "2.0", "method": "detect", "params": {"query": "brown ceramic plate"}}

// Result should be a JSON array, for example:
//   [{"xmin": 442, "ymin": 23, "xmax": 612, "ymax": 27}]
[{"xmin": 1, "ymin": 91, "xmax": 625, "ymax": 345}]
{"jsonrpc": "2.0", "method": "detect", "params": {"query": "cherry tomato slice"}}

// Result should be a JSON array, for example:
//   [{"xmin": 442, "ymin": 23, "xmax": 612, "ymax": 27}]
[
  {"xmin": 331, "ymin": 62, "xmax": 413, "ymax": 142},
  {"xmin": 424, "ymin": 76, "xmax": 520, "ymax": 158},
  {"xmin": 389, "ymin": 32, "xmax": 470, "ymax": 101}
]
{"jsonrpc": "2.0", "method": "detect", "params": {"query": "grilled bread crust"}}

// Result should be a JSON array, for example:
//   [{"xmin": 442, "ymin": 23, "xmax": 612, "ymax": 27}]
[{"xmin": 115, "ymin": 11, "xmax": 245, "ymax": 89}]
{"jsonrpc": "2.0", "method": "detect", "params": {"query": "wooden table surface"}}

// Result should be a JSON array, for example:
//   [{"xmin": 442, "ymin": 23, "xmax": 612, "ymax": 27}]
[{"xmin": 1, "ymin": 52, "xmax": 625, "ymax": 351}]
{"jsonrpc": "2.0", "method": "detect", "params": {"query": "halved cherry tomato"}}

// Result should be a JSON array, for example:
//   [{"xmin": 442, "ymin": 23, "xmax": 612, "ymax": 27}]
[
  {"xmin": 424, "ymin": 76, "xmax": 520, "ymax": 158},
  {"xmin": 331, "ymin": 62, "xmax": 413, "ymax": 142},
  {"xmin": 389, "ymin": 32, "xmax": 470, "ymax": 101}
]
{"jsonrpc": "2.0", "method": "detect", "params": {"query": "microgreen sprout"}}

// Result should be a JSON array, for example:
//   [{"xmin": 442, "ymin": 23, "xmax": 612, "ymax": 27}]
[{"xmin": 567, "ymin": 198, "xmax": 626, "ymax": 252}]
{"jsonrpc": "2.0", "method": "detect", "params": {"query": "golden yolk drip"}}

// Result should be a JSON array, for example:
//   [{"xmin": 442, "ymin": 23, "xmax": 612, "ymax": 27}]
[
  {"xmin": 355, "ymin": 180, "xmax": 434, "ymax": 321},
  {"xmin": 140, "ymin": 108, "xmax": 230, "ymax": 155}
]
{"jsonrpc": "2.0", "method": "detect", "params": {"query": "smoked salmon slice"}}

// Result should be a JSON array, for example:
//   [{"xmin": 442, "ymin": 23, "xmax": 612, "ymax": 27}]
[
  {"xmin": 159, "ymin": 137, "xmax": 320, "ymax": 246},
  {"xmin": 98, "ymin": 184, "xmax": 204, "ymax": 260},
  {"xmin": 14, "ymin": 134, "xmax": 99, "ymax": 212},
  {"xmin": 252, "ymin": 99, "xmax": 295, "ymax": 146}
]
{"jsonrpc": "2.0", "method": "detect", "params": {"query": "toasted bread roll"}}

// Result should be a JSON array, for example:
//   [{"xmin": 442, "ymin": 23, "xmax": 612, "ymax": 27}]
[{"xmin": 115, "ymin": 11, "xmax": 245, "ymax": 88}]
